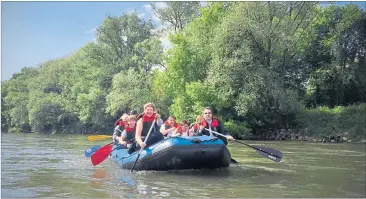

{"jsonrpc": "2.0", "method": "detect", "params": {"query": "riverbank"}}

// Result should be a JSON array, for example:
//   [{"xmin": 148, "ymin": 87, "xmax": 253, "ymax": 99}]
[{"xmin": 258, "ymin": 128, "xmax": 366, "ymax": 143}]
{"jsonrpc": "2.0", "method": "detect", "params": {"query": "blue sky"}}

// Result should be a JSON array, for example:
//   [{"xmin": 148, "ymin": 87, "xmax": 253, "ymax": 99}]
[
  {"xmin": 1, "ymin": 1, "xmax": 165, "ymax": 81},
  {"xmin": 1, "ymin": 1, "xmax": 366, "ymax": 81}
]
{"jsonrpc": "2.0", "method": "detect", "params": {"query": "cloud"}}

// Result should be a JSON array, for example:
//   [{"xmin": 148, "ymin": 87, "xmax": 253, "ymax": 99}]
[
  {"xmin": 142, "ymin": 3, "xmax": 163, "ymax": 28},
  {"xmin": 143, "ymin": 4, "xmax": 152, "ymax": 12},
  {"xmin": 137, "ymin": 12, "xmax": 145, "ymax": 19},
  {"xmin": 155, "ymin": 2, "xmax": 168, "ymax": 9},
  {"xmin": 126, "ymin": 8, "xmax": 134, "ymax": 13},
  {"xmin": 141, "ymin": 3, "xmax": 172, "ymax": 50},
  {"xmin": 151, "ymin": 13, "xmax": 162, "ymax": 25},
  {"xmin": 160, "ymin": 34, "xmax": 172, "ymax": 51},
  {"xmin": 84, "ymin": 27, "xmax": 97, "ymax": 35},
  {"xmin": 200, "ymin": 1, "xmax": 207, "ymax": 7}
]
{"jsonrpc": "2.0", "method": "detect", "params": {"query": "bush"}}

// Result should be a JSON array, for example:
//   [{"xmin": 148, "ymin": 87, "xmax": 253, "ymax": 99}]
[
  {"xmin": 296, "ymin": 103, "xmax": 366, "ymax": 140},
  {"xmin": 224, "ymin": 120, "xmax": 252, "ymax": 139}
]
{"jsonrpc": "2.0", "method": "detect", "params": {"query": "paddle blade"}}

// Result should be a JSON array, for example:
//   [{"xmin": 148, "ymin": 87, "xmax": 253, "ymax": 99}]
[
  {"xmin": 231, "ymin": 158, "xmax": 239, "ymax": 164},
  {"xmin": 88, "ymin": 135, "xmax": 113, "ymax": 141},
  {"xmin": 85, "ymin": 145, "xmax": 101, "ymax": 157},
  {"xmin": 254, "ymin": 146, "xmax": 283, "ymax": 162},
  {"xmin": 91, "ymin": 143, "xmax": 113, "ymax": 166}
]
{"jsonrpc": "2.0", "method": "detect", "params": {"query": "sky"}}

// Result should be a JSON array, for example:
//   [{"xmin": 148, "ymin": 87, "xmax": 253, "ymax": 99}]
[
  {"xmin": 1, "ymin": 1, "xmax": 171, "ymax": 81},
  {"xmin": 1, "ymin": 1, "xmax": 366, "ymax": 81}
]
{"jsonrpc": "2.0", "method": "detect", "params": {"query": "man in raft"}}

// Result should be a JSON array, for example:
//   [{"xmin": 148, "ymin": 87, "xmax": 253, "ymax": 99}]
[{"xmin": 196, "ymin": 107, "xmax": 234, "ymax": 144}]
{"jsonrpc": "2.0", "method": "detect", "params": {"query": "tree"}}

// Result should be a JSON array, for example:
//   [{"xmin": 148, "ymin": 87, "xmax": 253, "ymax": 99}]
[
  {"xmin": 1, "ymin": 67, "xmax": 39, "ymax": 133},
  {"xmin": 106, "ymin": 69, "xmax": 154, "ymax": 116},
  {"xmin": 151, "ymin": 2, "xmax": 201, "ymax": 32}
]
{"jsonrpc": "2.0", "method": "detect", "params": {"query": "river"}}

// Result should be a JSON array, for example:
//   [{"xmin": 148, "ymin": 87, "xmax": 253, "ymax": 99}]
[{"xmin": 1, "ymin": 133, "xmax": 365, "ymax": 198}]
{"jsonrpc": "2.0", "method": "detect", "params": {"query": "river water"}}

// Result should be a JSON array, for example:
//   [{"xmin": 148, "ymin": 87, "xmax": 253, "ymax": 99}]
[{"xmin": 1, "ymin": 133, "xmax": 365, "ymax": 198}]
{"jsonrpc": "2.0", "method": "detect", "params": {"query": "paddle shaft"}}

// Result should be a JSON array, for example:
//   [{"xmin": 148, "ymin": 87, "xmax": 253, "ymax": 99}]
[
  {"xmin": 130, "ymin": 119, "xmax": 156, "ymax": 172},
  {"xmin": 205, "ymin": 128, "xmax": 282, "ymax": 159}
]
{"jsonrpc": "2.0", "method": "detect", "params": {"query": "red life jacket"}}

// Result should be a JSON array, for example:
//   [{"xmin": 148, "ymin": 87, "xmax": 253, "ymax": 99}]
[
  {"xmin": 125, "ymin": 125, "xmax": 136, "ymax": 143},
  {"xmin": 211, "ymin": 118, "xmax": 219, "ymax": 127},
  {"xmin": 114, "ymin": 119, "xmax": 120, "ymax": 127},
  {"xmin": 164, "ymin": 121, "xmax": 179, "ymax": 129},
  {"xmin": 119, "ymin": 120, "xmax": 124, "ymax": 127},
  {"xmin": 141, "ymin": 113, "xmax": 157, "ymax": 137},
  {"xmin": 177, "ymin": 125, "xmax": 190, "ymax": 136},
  {"xmin": 142, "ymin": 114, "xmax": 155, "ymax": 122},
  {"xmin": 203, "ymin": 118, "xmax": 219, "ymax": 135}
]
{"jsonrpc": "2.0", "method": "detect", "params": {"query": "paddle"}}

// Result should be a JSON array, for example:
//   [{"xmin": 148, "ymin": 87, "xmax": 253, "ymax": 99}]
[
  {"xmin": 205, "ymin": 128, "xmax": 283, "ymax": 162},
  {"xmin": 85, "ymin": 145, "xmax": 102, "ymax": 157},
  {"xmin": 88, "ymin": 135, "xmax": 112, "ymax": 141},
  {"xmin": 89, "ymin": 137, "xmax": 136, "ymax": 166},
  {"xmin": 130, "ymin": 119, "xmax": 156, "ymax": 172},
  {"xmin": 88, "ymin": 125, "xmax": 127, "ymax": 142},
  {"xmin": 91, "ymin": 142, "xmax": 114, "ymax": 166}
]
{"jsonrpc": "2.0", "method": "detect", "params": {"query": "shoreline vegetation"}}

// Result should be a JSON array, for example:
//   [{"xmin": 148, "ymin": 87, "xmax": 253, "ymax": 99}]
[{"xmin": 2, "ymin": 2, "xmax": 365, "ymax": 144}]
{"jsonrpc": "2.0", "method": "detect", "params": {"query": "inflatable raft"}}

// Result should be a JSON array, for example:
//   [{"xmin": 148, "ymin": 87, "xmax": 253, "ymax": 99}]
[{"xmin": 109, "ymin": 136, "xmax": 231, "ymax": 171}]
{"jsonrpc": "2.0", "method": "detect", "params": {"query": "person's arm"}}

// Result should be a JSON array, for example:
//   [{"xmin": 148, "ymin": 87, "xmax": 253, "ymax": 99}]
[
  {"xmin": 155, "ymin": 114, "xmax": 164, "ymax": 126},
  {"xmin": 171, "ymin": 127, "xmax": 182, "ymax": 137},
  {"xmin": 112, "ymin": 126, "xmax": 120, "ymax": 141},
  {"xmin": 199, "ymin": 123, "xmax": 210, "ymax": 136},
  {"xmin": 118, "ymin": 130, "xmax": 127, "ymax": 145},
  {"xmin": 135, "ymin": 119, "xmax": 146, "ymax": 149},
  {"xmin": 218, "ymin": 120, "xmax": 233, "ymax": 140},
  {"xmin": 188, "ymin": 127, "xmax": 195, "ymax": 136},
  {"xmin": 160, "ymin": 124, "xmax": 176, "ymax": 136},
  {"xmin": 192, "ymin": 124, "xmax": 203, "ymax": 136}
]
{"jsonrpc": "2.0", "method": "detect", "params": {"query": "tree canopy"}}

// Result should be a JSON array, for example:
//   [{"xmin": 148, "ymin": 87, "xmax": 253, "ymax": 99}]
[{"xmin": 2, "ymin": 3, "xmax": 365, "ymax": 139}]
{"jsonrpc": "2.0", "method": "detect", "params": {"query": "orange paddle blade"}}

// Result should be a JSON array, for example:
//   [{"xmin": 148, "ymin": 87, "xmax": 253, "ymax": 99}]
[{"xmin": 88, "ymin": 135, "xmax": 113, "ymax": 141}]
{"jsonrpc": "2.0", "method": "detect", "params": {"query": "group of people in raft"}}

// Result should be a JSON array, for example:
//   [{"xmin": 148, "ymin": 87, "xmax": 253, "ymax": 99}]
[{"xmin": 112, "ymin": 102, "xmax": 234, "ymax": 154}]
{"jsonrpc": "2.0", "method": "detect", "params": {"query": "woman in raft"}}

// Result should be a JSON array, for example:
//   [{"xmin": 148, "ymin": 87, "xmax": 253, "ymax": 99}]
[
  {"xmin": 112, "ymin": 113, "xmax": 129, "ymax": 144},
  {"xmin": 189, "ymin": 115, "xmax": 206, "ymax": 135},
  {"xmin": 116, "ymin": 115, "xmax": 137, "ymax": 148},
  {"xmin": 160, "ymin": 115, "xmax": 179, "ymax": 137},
  {"xmin": 129, "ymin": 102, "xmax": 164, "ymax": 153},
  {"xmin": 171, "ymin": 120, "xmax": 191, "ymax": 137}
]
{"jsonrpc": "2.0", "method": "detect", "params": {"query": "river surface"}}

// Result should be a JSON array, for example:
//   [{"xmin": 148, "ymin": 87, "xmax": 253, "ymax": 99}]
[{"xmin": 1, "ymin": 133, "xmax": 365, "ymax": 198}]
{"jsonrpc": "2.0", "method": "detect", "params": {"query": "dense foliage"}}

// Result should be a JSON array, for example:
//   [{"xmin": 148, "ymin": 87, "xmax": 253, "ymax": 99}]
[{"xmin": 2, "ymin": 2, "xmax": 365, "ymax": 140}]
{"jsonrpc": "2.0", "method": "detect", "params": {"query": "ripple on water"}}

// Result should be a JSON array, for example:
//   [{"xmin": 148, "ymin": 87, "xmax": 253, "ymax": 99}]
[{"xmin": 2, "ymin": 134, "xmax": 365, "ymax": 198}]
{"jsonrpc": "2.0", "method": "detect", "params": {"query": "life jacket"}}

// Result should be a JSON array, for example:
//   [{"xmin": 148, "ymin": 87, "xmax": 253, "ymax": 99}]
[
  {"xmin": 124, "ymin": 125, "xmax": 136, "ymax": 143},
  {"xmin": 202, "ymin": 118, "xmax": 219, "ymax": 136},
  {"xmin": 177, "ymin": 125, "xmax": 189, "ymax": 136},
  {"xmin": 192, "ymin": 120, "xmax": 208, "ymax": 131},
  {"xmin": 114, "ymin": 119, "xmax": 120, "ymax": 127},
  {"xmin": 164, "ymin": 121, "xmax": 179, "ymax": 129},
  {"xmin": 141, "ymin": 113, "xmax": 158, "ymax": 137},
  {"xmin": 162, "ymin": 121, "xmax": 178, "ymax": 137}
]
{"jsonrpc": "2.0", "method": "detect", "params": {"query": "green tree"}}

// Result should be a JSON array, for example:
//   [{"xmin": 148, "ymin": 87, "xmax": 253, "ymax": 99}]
[{"xmin": 151, "ymin": 2, "xmax": 201, "ymax": 32}]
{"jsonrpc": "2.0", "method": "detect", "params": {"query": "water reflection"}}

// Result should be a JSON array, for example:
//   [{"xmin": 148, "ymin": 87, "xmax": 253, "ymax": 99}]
[{"xmin": 89, "ymin": 168, "xmax": 109, "ymax": 189}]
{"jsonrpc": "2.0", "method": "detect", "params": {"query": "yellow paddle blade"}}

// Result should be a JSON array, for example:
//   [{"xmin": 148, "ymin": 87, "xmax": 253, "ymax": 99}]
[{"xmin": 88, "ymin": 135, "xmax": 113, "ymax": 141}]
